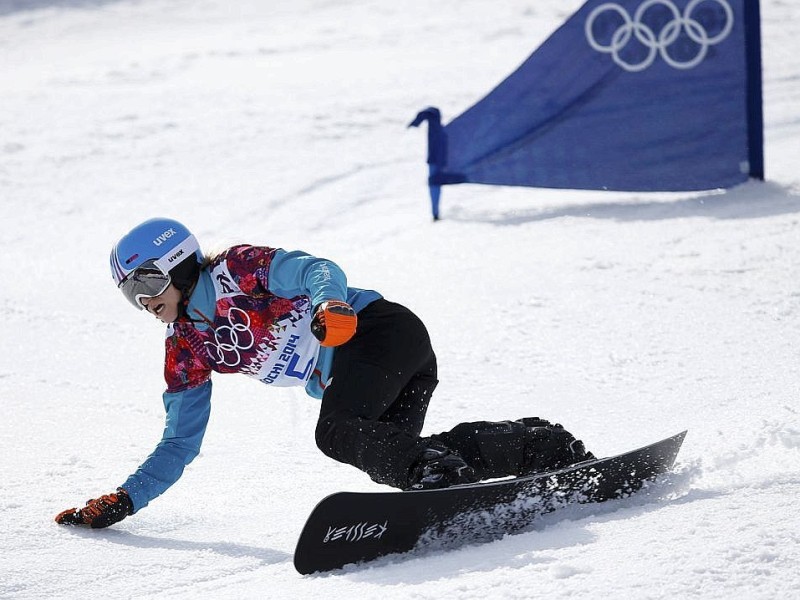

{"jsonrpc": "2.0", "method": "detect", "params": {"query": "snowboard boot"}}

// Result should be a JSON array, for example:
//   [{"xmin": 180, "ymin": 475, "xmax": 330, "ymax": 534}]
[
  {"xmin": 406, "ymin": 442, "xmax": 478, "ymax": 491},
  {"xmin": 516, "ymin": 417, "xmax": 595, "ymax": 476}
]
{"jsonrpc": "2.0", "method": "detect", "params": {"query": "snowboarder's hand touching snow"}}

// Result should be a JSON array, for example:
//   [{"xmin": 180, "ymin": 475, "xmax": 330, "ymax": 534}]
[{"xmin": 55, "ymin": 488, "xmax": 133, "ymax": 529}]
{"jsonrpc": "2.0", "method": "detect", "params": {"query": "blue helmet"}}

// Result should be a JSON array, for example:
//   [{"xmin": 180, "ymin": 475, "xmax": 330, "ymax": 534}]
[{"xmin": 110, "ymin": 218, "xmax": 202, "ymax": 309}]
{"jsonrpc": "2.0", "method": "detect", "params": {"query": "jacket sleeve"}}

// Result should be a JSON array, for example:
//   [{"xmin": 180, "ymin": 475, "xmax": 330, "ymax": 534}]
[
  {"xmin": 120, "ymin": 380, "xmax": 212, "ymax": 513},
  {"xmin": 265, "ymin": 249, "xmax": 348, "ymax": 307}
]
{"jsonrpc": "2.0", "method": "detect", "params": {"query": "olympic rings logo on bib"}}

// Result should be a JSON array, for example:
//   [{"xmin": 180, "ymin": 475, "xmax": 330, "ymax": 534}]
[
  {"xmin": 204, "ymin": 307, "xmax": 254, "ymax": 367},
  {"xmin": 585, "ymin": 0, "xmax": 734, "ymax": 72}
]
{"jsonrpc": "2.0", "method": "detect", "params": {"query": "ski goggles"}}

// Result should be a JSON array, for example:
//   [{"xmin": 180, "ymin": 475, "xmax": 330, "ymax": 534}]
[{"xmin": 119, "ymin": 259, "xmax": 171, "ymax": 309}]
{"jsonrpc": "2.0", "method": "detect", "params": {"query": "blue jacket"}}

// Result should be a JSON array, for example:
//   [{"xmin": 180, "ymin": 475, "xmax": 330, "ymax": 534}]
[{"xmin": 120, "ymin": 246, "xmax": 381, "ymax": 512}]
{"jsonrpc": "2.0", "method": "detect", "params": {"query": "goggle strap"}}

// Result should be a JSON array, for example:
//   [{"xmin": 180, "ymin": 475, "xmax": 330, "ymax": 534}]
[{"xmin": 152, "ymin": 235, "xmax": 201, "ymax": 275}]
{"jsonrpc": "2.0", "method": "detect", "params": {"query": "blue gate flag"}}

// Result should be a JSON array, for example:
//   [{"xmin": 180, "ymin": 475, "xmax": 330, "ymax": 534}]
[{"xmin": 410, "ymin": 0, "xmax": 763, "ymax": 220}]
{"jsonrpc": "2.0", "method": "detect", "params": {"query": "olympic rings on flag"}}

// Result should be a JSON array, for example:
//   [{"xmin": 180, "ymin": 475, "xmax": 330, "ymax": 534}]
[{"xmin": 585, "ymin": 0, "xmax": 734, "ymax": 72}]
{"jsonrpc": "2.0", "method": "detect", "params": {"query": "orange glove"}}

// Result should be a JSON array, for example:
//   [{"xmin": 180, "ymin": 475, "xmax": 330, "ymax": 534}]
[
  {"xmin": 310, "ymin": 300, "xmax": 357, "ymax": 347},
  {"xmin": 55, "ymin": 489, "xmax": 133, "ymax": 529}
]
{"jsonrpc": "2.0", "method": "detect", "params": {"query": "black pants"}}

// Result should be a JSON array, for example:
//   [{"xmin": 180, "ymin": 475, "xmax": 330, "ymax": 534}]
[
  {"xmin": 315, "ymin": 299, "xmax": 436, "ymax": 488},
  {"xmin": 315, "ymin": 299, "xmax": 540, "ymax": 488}
]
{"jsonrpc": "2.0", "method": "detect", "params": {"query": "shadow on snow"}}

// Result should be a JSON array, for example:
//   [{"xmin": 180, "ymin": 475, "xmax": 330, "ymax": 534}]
[
  {"xmin": 0, "ymin": 0, "xmax": 125, "ymax": 17},
  {"xmin": 62, "ymin": 527, "xmax": 292, "ymax": 566},
  {"xmin": 447, "ymin": 181, "xmax": 800, "ymax": 225}
]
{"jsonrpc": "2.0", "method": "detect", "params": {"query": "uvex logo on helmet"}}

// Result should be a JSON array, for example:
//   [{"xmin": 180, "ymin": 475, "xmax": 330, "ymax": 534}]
[
  {"xmin": 167, "ymin": 248, "xmax": 185, "ymax": 263},
  {"xmin": 153, "ymin": 228, "xmax": 177, "ymax": 246}
]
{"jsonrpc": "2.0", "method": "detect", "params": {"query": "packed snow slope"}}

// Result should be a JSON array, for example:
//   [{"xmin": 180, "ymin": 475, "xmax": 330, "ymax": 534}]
[{"xmin": 1, "ymin": 1, "xmax": 799, "ymax": 598}]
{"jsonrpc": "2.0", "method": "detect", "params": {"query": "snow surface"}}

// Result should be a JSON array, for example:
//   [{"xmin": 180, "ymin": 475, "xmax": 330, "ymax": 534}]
[{"xmin": 1, "ymin": 0, "xmax": 799, "ymax": 598}]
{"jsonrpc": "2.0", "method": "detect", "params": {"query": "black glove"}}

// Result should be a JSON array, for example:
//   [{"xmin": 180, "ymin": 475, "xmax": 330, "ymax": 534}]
[{"xmin": 55, "ymin": 488, "xmax": 133, "ymax": 529}]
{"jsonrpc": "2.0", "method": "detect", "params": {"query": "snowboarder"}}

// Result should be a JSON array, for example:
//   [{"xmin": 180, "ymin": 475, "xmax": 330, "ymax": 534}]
[{"xmin": 55, "ymin": 217, "xmax": 592, "ymax": 528}]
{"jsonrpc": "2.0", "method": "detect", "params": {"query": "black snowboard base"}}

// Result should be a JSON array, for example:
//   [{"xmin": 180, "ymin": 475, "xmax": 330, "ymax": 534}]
[{"xmin": 294, "ymin": 430, "xmax": 687, "ymax": 574}]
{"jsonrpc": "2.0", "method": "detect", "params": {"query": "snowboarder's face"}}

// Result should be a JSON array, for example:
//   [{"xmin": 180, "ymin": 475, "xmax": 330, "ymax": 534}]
[{"xmin": 139, "ymin": 284, "xmax": 182, "ymax": 323}]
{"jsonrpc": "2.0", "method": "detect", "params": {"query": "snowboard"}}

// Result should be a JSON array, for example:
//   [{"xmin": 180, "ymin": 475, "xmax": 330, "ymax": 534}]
[{"xmin": 294, "ymin": 430, "xmax": 686, "ymax": 574}]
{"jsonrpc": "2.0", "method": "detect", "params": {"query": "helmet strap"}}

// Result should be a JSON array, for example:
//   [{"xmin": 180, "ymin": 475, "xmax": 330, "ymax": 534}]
[{"xmin": 176, "ymin": 279, "xmax": 198, "ymax": 320}]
